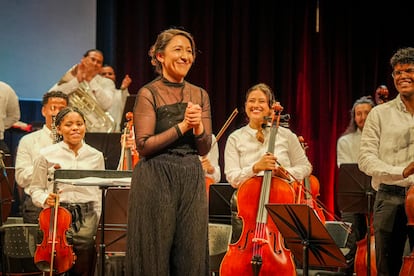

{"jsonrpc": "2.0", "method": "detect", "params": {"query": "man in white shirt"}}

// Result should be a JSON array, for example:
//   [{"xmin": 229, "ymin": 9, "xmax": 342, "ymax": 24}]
[
  {"xmin": 0, "ymin": 81, "xmax": 20, "ymax": 153},
  {"xmin": 358, "ymin": 47, "xmax": 414, "ymax": 275},
  {"xmin": 100, "ymin": 65, "xmax": 131, "ymax": 132},
  {"xmin": 49, "ymin": 49, "xmax": 116, "ymax": 132},
  {"xmin": 15, "ymin": 91, "xmax": 68, "ymax": 223}
]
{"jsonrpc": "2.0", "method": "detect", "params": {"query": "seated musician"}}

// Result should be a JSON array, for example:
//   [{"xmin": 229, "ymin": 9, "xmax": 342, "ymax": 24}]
[
  {"xmin": 224, "ymin": 83, "xmax": 312, "ymax": 243},
  {"xmin": 15, "ymin": 91, "xmax": 69, "ymax": 224},
  {"xmin": 30, "ymin": 107, "xmax": 104, "ymax": 276},
  {"xmin": 200, "ymin": 134, "xmax": 221, "ymax": 184}
]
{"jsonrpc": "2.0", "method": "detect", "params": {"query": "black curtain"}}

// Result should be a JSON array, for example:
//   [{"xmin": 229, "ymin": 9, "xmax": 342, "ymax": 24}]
[{"xmin": 97, "ymin": 0, "xmax": 414, "ymax": 216}]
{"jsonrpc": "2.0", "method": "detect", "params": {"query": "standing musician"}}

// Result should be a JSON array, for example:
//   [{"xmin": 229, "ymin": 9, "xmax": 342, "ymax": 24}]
[
  {"xmin": 358, "ymin": 47, "xmax": 414, "ymax": 276},
  {"xmin": 15, "ymin": 91, "xmax": 69, "ymax": 224},
  {"xmin": 223, "ymin": 83, "xmax": 312, "ymax": 272},
  {"xmin": 49, "ymin": 49, "xmax": 115, "ymax": 133},
  {"xmin": 30, "ymin": 107, "xmax": 104, "ymax": 276},
  {"xmin": 336, "ymin": 95, "xmax": 375, "ymax": 276}
]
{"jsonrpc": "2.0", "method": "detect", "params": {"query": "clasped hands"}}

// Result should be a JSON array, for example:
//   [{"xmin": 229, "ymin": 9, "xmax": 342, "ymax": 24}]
[{"xmin": 178, "ymin": 102, "xmax": 204, "ymax": 136}]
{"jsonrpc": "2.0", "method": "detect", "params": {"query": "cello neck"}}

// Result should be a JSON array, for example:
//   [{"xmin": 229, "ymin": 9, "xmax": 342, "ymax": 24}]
[{"xmin": 256, "ymin": 104, "xmax": 283, "ymax": 224}]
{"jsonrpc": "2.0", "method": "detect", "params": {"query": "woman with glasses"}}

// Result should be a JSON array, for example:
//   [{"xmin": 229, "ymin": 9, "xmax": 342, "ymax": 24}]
[{"xmin": 358, "ymin": 47, "xmax": 414, "ymax": 275}]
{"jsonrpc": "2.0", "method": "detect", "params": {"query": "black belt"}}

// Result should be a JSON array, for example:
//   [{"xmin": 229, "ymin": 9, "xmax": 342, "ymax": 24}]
[
  {"xmin": 60, "ymin": 202, "xmax": 94, "ymax": 214},
  {"xmin": 60, "ymin": 202, "xmax": 94, "ymax": 232},
  {"xmin": 378, "ymin": 184, "xmax": 407, "ymax": 196}
]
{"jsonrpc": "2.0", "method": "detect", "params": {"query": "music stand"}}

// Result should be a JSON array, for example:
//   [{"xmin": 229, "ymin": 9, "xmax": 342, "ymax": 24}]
[
  {"xmin": 208, "ymin": 183, "xmax": 234, "ymax": 225},
  {"xmin": 265, "ymin": 204, "xmax": 347, "ymax": 276},
  {"xmin": 54, "ymin": 169, "xmax": 132, "ymax": 276},
  {"xmin": 337, "ymin": 163, "xmax": 374, "ymax": 276}
]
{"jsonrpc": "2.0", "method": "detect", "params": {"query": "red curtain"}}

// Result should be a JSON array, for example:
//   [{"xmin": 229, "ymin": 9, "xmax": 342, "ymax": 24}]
[{"xmin": 97, "ymin": 0, "xmax": 414, "ymax": 217}]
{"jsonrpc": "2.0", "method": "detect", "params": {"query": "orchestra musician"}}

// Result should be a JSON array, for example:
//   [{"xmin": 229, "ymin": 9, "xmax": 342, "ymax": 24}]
[
  {"xmin": 336, "ymin": 95, "xmax": 375, "ymax": 275},
  {"xmin": 15, "ymin": 91, "xmax": 69, "ymax": 224},
  {"xmin": 358, "ymin": 47, "xmax": 414, "ymax": 276},
  {"xmin": 201, "ymin": 134, "xmax": 221, "ymax": 185},
  {"xmin": 100, "ymin": 65, "xmax": 132, "ymax": 132},
  {"xmin": 30, "ymin": 107, "xmax": 104, "ymax": 276},
  {"xmin": 224, "ymin": 83, "xmax": 312, "ymax": 247}
]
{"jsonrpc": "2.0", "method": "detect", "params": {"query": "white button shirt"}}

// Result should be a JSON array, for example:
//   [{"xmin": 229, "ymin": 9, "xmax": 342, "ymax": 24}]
[
  {"xmin": 31, "ymin": 141, "xmax": 105, "ymax": 216},
  {"xmin": 358, "ymin": 94, "xmax": 414, "ymax": 190},
  {"xmin": 15, "ymin": 125, "xmax": 54, "ymax": 194},
  {"xmin": 225, "ymin": 124, "xmax": 312, "ymax": 188}
]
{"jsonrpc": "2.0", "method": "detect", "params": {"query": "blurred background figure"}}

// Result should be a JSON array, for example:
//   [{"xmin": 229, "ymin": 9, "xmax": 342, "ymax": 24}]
[
  {"xmin": 49, "ymin": 49, "xmax": 115, "ymax": 132},
  {"xmin": 100, "ymin": 65, "xmax": 132, "ymax": 132},
  {"xmin": 336, "ymin": 95, "xmax": 375, "ymax": 275},
  {"xmin": 374, "ymin": 84, "xmax": 389, "ymax": 105},
  {"xmin": 0, "ymin": 81, "xmax": 20, "ymax": 154}
]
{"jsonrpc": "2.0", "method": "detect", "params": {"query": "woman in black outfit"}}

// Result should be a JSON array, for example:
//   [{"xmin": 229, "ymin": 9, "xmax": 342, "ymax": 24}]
[{"xmin": 125, "ymin": 28, "xmax": 212, "ymax": 276}]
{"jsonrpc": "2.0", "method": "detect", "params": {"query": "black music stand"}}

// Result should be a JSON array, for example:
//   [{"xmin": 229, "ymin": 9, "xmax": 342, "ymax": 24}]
[
  {"xmin": 265, "ymin": 204, "xmax": 347, "ymax": 276},
  {"xmin": 209, "ymin": 183, "xmax": 234, "ymax": 225},
  {"xmin": 337, "ymin": 163, "xmax": 374, "ymax": 276},
  {"xmin": 54, "ymin": 169, "xmax": 132, "ymax": 276}
]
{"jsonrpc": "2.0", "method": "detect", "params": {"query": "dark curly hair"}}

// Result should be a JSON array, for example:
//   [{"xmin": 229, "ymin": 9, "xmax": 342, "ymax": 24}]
[{"xmin": 390, "ymin": 47, "xmax": 414, "ymax": 67}]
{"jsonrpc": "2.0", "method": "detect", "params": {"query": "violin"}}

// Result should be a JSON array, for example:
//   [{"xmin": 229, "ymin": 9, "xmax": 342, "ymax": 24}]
[
  {"xmin": 34, "ymin": 168, "xmax": 76, "ymax": 275},
  {"xmin": 117, "ymin": 112, "xmax": 139, "ymax": 171},
  {"xmin": 220, "ymin": 102, "xmax": 296, "ymax": 276}
]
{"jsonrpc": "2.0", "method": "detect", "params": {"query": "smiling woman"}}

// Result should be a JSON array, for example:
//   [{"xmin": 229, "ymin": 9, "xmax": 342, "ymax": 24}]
[
  {"xmin": 126, "ymin": 28, "xmax": 212, "ymax": 275},
  {"xmin": 54, "ymin": 107, "xmax": 87, "ymax": 153},
  {"xmin": 30, "ymin": 106, "xmax": 105, "ymax": 275}
]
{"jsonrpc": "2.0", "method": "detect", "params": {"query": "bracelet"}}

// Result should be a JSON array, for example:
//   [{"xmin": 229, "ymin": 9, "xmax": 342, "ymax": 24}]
[{"xmin": 174, "ymin": 125, "xmax": 183, "ymax": 137}]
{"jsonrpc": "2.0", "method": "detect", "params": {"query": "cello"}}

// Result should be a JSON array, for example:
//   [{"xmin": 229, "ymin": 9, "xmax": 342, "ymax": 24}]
[
  {"xmin": 219, "ymin": 102, "xmax": 297, "ymax": 276},
  {"xmin": 399, "ymin": 186, "xmax": 414, "ymax": 275},
  {"xmin": 34, "ymin": 167, "xmax": 76, "ymax": 275}
]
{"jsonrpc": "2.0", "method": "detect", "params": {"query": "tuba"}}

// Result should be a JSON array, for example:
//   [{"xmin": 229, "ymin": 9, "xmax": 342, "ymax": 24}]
[{"xmin": 68, "ymin": 81, "xmax": 115, "ymax": 133}]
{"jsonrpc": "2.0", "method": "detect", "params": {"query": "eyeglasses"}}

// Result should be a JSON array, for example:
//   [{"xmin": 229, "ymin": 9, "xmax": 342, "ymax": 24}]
[{"xmin": 391, "ymin": 68, "xmax": 414, "ymax": 78}]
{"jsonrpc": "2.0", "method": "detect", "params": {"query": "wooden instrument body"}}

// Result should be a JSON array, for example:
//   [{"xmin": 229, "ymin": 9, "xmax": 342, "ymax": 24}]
[
  {"xmin": 34, "ymin": 205, "xmax": 76, "ymax": 274},
  {"xmin": 400, "ymin": 186, "xmax": 414, "ymax": 275},
  {"xmin": 219, "ymin": 176, "xmax": 297, "ymax": 276}
]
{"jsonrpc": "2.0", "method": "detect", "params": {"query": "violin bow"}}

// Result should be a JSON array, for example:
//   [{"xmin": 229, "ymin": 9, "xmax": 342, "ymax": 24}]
[{"xmin": 215, "ymin": 108, "xmax": 238, "ymax": 143}]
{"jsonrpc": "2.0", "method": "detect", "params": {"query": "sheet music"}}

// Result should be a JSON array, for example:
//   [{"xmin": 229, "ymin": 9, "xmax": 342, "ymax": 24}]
[{"xmin": 56, "ymin": 177, "xmax": 131, "ymax": 187}]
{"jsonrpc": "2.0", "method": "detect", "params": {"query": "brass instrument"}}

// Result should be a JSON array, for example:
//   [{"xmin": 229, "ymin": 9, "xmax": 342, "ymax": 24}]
[{"xmin": 68, "ymin": 81, "xmax": 115, "ymax": 133}]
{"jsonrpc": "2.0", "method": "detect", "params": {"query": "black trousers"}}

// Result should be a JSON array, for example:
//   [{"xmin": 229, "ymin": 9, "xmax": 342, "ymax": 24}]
[{"xmin": 373, "ymin": 184, "xmax": 414, "ymax": 276}]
